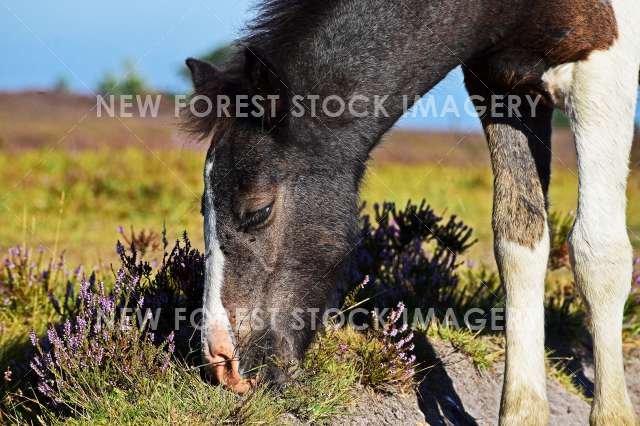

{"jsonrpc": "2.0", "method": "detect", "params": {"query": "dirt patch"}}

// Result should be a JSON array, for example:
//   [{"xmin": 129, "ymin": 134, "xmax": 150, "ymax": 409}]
[
  {"xmin": 328, "ymin": 339, "xmax": 640, "ymax": 425},
  {"xmin": 417, "ymin": 339, "xmax": 590, "ymax": 425},
  {"xmin": 331, "ymin": 389, "xmax": 425, "ymax": 425},
  {"xmin": 625, "ymin": 347, "xmax": 640, "ymax": 412}
]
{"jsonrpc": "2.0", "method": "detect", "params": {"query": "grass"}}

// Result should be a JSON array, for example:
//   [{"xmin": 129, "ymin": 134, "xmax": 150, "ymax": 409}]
[
  {"xmin": 40, "ymin": 365, "xmax": 284, "ymax": 425},
  {"xmin": 362, "ymin": 162, "xmax": 640, "ymax": 262},
  {"xmin": 2, "ymin": 144, "xmax": 640, "ymax": 423},
  {"xmin": 423, "ymin": 323, "xmax": 502, "ymax": 371},
  {"xmin": 547, "ymin": 354, "xmax": 592, "ymax": 403},
  {"xmin": 0, "ymin": 148, "xmax": 203, "ymax": 266},
  {"xmin": 3, "ymin": 148, "xmax": 639, "ymax": 268}
]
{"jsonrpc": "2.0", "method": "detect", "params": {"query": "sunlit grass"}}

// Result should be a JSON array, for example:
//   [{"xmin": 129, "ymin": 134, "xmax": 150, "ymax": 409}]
[
  {"xmin": 422, "ymin": 323, "xmax": 502, "ymax": 371},
  {"xmin": 0, "ymin": 148, "xmax": 203, "ymax": 266},
  {"xmin": 2, "ymin": 147, "xmax": 639, "ymax": 267},
  {"xmin": 361, "ymin": 162, "xmax": 640, "ymax": 262}
]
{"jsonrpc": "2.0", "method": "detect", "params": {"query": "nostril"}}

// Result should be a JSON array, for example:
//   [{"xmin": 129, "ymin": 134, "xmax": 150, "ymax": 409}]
[
  {"xmin": 209, "ymin": 351, "xmax": 233, "ymax": 381},
  {"xmin": 204, "ymin": 328, "xmax": 255, "ymax": 394},
  {"xmin": 208, "ymin": 351, "xmax": 254, "ymax": 394}
]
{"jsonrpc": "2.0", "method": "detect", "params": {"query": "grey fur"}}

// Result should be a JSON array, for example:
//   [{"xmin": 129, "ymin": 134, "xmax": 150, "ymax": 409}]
[{"xmin": 184, "ymin": 0, "xmax": 616, "ymax": 381}]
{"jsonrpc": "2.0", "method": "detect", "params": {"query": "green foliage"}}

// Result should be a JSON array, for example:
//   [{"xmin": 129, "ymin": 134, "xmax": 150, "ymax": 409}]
[
  {"xmin": 43, "ymin": 365, "xmax": 282, "ymax": 425},
  {"xmin": 424, "ymin": 324, "xmax": 501, "ymax": 370},
  {"xmin": 97, "ymin": 61, "xmax": 150, "ymax": 96},
  {"xmin": 553, "ymin": 109, "xmax": 571, "ymax": 128},
  {"xmin": 279, "ymin": 337, "xmax": 359, "ymax": 423},
  {"xmin": 310, "ymin": 326, "xmax": 415, "ymax": 394}
]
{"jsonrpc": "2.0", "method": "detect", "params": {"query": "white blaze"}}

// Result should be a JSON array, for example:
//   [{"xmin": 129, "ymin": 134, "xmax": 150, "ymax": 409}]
[{"xmin": 202, "ymin": 153, "xmax": 233, "ymax": 351}]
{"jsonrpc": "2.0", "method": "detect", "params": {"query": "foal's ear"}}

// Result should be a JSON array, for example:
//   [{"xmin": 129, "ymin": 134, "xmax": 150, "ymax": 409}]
[
  {"xmin": 243, "ymin": 48, "xmax": 289, "ymax": 127},
  {"xmin": 185, "ymin": 58, "xmax": 220, "ymax": 93}
]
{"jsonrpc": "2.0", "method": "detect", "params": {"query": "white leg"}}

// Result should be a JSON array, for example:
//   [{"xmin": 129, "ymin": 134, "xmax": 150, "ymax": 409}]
[
  {"xmin": 566, "ymin": 2, "xmax": 639, "ymax": 423},
  {"xmin": 464, "ymin": 68, "xmax": 554, "ymax": 425},
  {"xmin": 497, "ymin": 232, "xmax": 550, "ymax": 426}
]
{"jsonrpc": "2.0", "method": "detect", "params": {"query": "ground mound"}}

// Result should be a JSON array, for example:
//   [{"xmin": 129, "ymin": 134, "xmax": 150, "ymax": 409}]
[{"xmin": 329, "ymin": 340, "xmax": 640, "ymax": 425}]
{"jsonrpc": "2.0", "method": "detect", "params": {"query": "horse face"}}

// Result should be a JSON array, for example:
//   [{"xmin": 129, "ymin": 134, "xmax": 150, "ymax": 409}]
[{"xmin": 188, "ymin": 55, "xmax": 362, "ymax": 389}]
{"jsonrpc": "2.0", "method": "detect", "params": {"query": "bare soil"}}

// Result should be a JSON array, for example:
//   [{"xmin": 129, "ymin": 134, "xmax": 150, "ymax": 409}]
[{"xmin": 330, "ymin": 340, "xmax": 640, "ymax": 425}]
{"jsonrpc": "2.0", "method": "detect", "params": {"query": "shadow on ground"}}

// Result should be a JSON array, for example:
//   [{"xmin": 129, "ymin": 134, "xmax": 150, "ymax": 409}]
[{"xmin": 415, "ymin": 334, "xmax": 478, "ymax": 425}]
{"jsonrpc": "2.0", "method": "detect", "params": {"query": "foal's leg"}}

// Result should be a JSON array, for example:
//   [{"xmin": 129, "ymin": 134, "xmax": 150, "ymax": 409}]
[
  {"xmin": 563, "ymin": 7, "xmax": 639, "ymax": 423},
  {"xmin": 465, "ymin": 71, "xmax": 553, "ymax": 426}
]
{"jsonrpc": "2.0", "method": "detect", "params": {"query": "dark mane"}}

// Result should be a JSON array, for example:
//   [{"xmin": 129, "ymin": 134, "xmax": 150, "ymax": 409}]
[
  {"xmin": 183, "ymin": 0, "xmax": 333, "ymax": 142},
  {"xmin": 243, "ymin": 0, "xmax": 339, "ymax": 58}
]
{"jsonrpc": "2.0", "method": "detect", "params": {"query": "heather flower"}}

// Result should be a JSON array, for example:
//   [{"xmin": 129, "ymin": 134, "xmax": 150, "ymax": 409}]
[
  {"xmin": 359, "ymin": 275, "xmax": 370, "ymax": 289},
  {"xmin": 37, "ymin": 381, "xmax": 54, "ymax": 398},
  {"xmin": 167, "ymin": 331, "xmax": 176, "ymax": 354},
  {"xmin": 350, "ymin": 201, "xmax": 473, "ymax": 315},
  {"xmin": 378, "ymin": 300, "xmax": 416, "ymax": 383},
  {"xmin": 30, "ymin": 268, "xmax": 176, "ymax": 405}
]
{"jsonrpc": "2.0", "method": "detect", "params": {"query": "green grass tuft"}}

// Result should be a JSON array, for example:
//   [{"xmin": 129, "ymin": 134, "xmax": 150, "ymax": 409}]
[{"xmin": 423, "ymin": 323, "xmax": 501, "ymax": 371}]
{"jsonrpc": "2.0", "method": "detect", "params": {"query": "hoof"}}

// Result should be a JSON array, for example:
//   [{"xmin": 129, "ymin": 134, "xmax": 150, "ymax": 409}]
[
  {"xmin": 499, "ymin": 388, "xmax": 549, "ymax": 426},
  {"xmin": 589, "ymin": 401, "xmax": 638, "ymax": 426}
]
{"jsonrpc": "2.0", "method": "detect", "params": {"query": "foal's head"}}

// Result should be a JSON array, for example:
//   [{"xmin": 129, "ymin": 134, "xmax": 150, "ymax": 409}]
[{"xmin": 185, "ymin": 48, "xmax": 366, "ymax": 391}]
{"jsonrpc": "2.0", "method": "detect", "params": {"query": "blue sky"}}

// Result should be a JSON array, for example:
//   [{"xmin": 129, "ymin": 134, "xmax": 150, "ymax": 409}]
[{"xmin": 1, "ymin": 0, "xmax": 638, "ymax": 130}]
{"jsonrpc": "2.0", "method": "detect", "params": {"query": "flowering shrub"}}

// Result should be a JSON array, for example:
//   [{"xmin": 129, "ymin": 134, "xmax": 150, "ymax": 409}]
[
  {"xmin": 30, "ymin": 269, "xmax": 174, "ymax": 406},
  {"xmin": 0, "ymin": 245, "xmax": 90, "ymax": 393},
  {"xmin": 350, "ymin": 201, "xmax": 475, "ymax": 313},
  {"xmin": 1, "ymin": 246, "xmax": 61, "ymax": 311},
  {"xmin": 379, "ymin": 302, "xmax": 416, "ymax": 384},
  {"xmin": 309, "ymin": 301, "xmax": 417, "ymax": 394},
  {"xmin": 116, "ymin": 229, "xmax": 204, "ymax": 358}
]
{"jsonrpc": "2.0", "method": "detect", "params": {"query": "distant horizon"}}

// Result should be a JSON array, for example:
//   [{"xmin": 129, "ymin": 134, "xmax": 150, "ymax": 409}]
[{"xmin": 1, "ymin": 1, "xmax": 638, "ymax": 130}]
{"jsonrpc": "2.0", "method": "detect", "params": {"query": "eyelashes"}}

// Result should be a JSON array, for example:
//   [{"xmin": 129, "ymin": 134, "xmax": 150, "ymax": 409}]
[{"xmin": 239, "ymin": 203, "xmax": 273, "ymax": 230}]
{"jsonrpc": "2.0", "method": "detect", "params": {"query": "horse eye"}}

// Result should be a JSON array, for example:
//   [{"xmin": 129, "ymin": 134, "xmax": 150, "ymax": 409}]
[{"xmin": 240, "ymin": 203, "xmax": 273, "ymax": 230}]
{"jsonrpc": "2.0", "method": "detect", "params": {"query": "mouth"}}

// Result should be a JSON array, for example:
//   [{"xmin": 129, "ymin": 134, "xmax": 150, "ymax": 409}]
[
  {"xmin": 203, "ymin": 351, "xmax": 256, "ymax": 394},
  {"xmin": 202, "ymin": 324, "xmax": 257, "ymax": 394}
]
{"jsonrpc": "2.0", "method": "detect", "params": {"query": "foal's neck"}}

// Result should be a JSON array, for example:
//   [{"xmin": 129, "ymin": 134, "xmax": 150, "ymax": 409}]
[{"xmin": 249, "ymin": 0, "xmax": 523, "ymax": 144}]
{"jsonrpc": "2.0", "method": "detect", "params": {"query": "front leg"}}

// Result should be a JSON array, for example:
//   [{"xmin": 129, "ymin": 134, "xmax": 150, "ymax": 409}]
[{"xmin": 464, "ymin": 71, "xmax": 554, "ymax": 425}]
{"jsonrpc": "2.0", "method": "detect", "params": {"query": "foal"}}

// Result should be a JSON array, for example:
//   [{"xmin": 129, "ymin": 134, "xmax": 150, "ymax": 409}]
[{"xmin": 186, "ymin": 0, "xmax": 640, "ymax": 424}]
